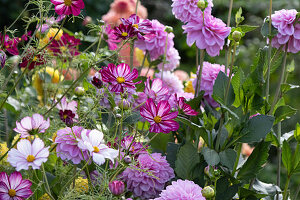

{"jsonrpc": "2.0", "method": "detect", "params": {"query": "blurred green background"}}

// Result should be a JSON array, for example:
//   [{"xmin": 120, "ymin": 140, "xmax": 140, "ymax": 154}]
[{"xmin": 1, "ymin": 0, "xmax": 300, "ymax": 193}]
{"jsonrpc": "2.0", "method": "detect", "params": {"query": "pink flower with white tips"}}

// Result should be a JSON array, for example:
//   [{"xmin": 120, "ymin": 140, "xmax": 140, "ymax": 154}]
[
  {"xmin": 100, "ymin": 63, "xmax": 140, "ymax": 93},
  {"xmin": 14, "ymin": 114, "xmax": 50, "ymax": 138},
  {"xmin": 0, "ymin": 171, "xmax": 32, "ymax": 200},
  {"xmin": 140, "ymin": 98, "xmax": 179, "ymax": 133},
  {"xmin": 174, "ymin": 94, "xmax": 198, "ymax": 116},
  {"xmin": 8, "ymin": 138, "xmax": 49, "ymax": 171},
  {"xmin": 51, "ymin": 0, "xmax": 85, "ymax": 16},
  {"xmin": 144, "ymin": 78, "xmax": 169, "ymax": 101},
  {"xmin": 78, "ymin": 129, "xmax": 119, "ymax": 166}
]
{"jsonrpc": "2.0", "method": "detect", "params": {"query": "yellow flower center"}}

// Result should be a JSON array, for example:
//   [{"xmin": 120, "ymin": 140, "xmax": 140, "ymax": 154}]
[
  {"xmin": 93, "ymin": 146, "xmax": 100, "ymax": 153},
  {"xmin": 60, "ymin": 46, "xmax": 67, "ymax": 52},
  {"xmin": 121, "ymin": 32, "xmax": 128, "ymax": 37},
  {"xmin": 8, "ymin": 189, "xmax": 16, "ymax": 197},
  {"xmin": 133, "ymin": 24, "xmax": 139, "ymax": 29},
  {"xmin": 27, "ymin": 155, "xmax": 35, "ymax": 162},
  {"xmin": 64, "ymin": 0, "xmax": 72, "ymax": 6},
  {"xmin": 116, "ymin": 77, "xmax": 125, "ymax": 84},
  {"xmin": 63, "ymin": 114, "xmax": 68, "ymax": 119},
  {"xmin": 154, "ymin": 116, "xmax": 162, "ymax": 123}
]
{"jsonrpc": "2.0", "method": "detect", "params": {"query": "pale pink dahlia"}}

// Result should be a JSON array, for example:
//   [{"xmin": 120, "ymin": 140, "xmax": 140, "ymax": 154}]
[
  {"xmin": 172, "ymin": 0, "xmax": 213, "ymax": 23},
  {"xmin": 155, "ymin": 71, "xmax": 184, "ymax": 94},
  {"xmin": 0, "ymin": 171, "xmax": 32, "ymax": 200},
  {"xmin": 154, "ymin": 179, "xmax": 205, "ymax": 200},
  {"xmin": 183, "ymin": 14, "xmax": 231, "ymax": 57},
  {"xmin": 8, "ymin": 138, "xmax": 49, "ymax": 171},
  {"xmin": 121, "ymin": 153, "xmax": 175, "ymax": 199},
  {"xmin": 157, "ymin": 47, "xmax": 181, "ymax": 71},
  {"xmin": 135, "ymin": 20, "xmax": 175, "ymax": 60},
  {"xmin": 271, "ymin": 9, "xmax": 300, "ymax": 53},
  {"xmin": 55, "ymin": 126, "xmax": 90, "ymax": 164},
  {"xmin": 140, "ymin": 98, "xmax": 179, "ymax": 133},
  {"xmin": 51, "ymin": 0, "xmax": 84, "ymax": 16},
  {"xmin": 192, "ymin": 61, "xmax": 228, "ymax": 107},
  {"xmin": 14, "ymin": 114, "xmax": 50, "ymax": 138}
]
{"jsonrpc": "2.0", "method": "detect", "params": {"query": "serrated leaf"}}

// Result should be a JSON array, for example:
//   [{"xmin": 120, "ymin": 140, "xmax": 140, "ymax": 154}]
[
  {"xmin": 219, "ymin": 149, "xmax": 237, "ymax": 170},
  {"xmin": 166, "ymin": 142, "xmax": 180, "ymax": 169},
  {"xmin": 202, "ymin": 147, "xmax": 220, "ymax": 166},
  {"xmin": 237, "ymin": 141, "xmax": 270, "ymax": 180},
  {"xmin": 212, "ymin": 71, "xmax": 235, "ymax": 106},
  {"xmin": 274, "ymin": 105, "xmax": 297, "ymax": 124}
]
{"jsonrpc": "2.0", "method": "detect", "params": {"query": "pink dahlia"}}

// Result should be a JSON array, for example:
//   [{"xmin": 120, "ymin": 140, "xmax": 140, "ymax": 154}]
[
  {"xmin": 155, "ymin": 71, "xmax": 184, "ymax": 94},
  {"xmin": 154, "ymin": 179, "xmax": 205, "ymax": 200},
  {"xmin": 55, "ymin": 126, "xmax": 90, "ymax": 164},
  {"xmin": 172, "ymin": 0, "xmax": 213, "ymax": 23},
  {"xmin": 8, "ymin": 138, "xmax": 49, "ymax": 171},
  {"xmin": 100, "ymin": 63, "xmax": 140, "ymax": 93},
  {"xmin": 51, "ymin": 0, "xmax": 84, "ymax": 16},
  {"xmin": 14, "ymin": 113, "xmax": 50, "ymax": 138},
  {"xmin": 48, "ymin": 33, "xmax": 81, "ymax": 57},
  {"xmin": 183, "ymin": 14, "xmax": 231, "ymax": 57},
  {"xmin": 271, "ymin": 9, "xmax": 300, "ymax": 53},
  {"xmin": 105, "ymin": 25, "xmax": 121, "ymax": 50},
  {"xmin": 157, "ymin": 47, "xmax": 181, "ymax": 71},
  {"xmin": 140, "ymin": 98, "xmax": 179, "ymax": 133},
  {"xmin": 0, "ymin": 171, "xmax": 32, "ymax": 200},
  {"xmin": 192, "ymin": 61, "xmax": 228, "ymax": 107},
  {"xmin": 135, "ymin": 20, "xmax": 175, "ymax": 60},
  {"xmin": 56, "ymin": 97, "xmax": 78, "ymax": 126},
  {"xmin": 121, "ymin": 153, "xmax": 175, "ymax": 199}
]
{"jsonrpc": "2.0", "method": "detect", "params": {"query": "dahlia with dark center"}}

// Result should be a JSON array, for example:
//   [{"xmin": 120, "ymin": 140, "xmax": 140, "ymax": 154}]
[
  {"xmin": 59, "ymin": 109, "xmax": 76, "ymax": 126},
  {"xmin": 113, "ymin": 24, "xmax": 136, "ymax": 40}
]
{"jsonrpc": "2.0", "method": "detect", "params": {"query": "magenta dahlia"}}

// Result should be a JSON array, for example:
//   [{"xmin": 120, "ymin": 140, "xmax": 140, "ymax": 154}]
[
  {"xmin": 154, "ymin": 179, "xmax": 205, "ymax": 200},
  {"xmin": 183, "ymin": 14, "xmax": 231, "ymax": 57},
  {"xmin": 121, "ymin": 153, "xmax": 175, "ymax": 199},
  {"xmin": 140, "ymin": 98, "xmax": 179, "ymax": 133},
  {"xmin": 51, "ymin": 0, "xmax": 84, "ymax": 16}
]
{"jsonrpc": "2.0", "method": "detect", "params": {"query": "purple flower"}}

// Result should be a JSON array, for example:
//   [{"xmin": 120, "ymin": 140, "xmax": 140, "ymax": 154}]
[
  {"xmin": 0, "ymin": 171, "xmax": 32, "ymax": 200},
  {"xmin": 120, "ymin": 135, "xmax": 148, "ymax": 156},
  {"xmin": 121, "ymin": 153, "xmax": 175, "ymax": 199},
  {"xmin": 0, "ymin": 50, "xmax": 6, "ymax": 68},
  {"xmin": 14, "ymin": 113, "xmax": 50, "ymax": 138},
  {"xmin": 192, "ymin": 62, "xmax": 228, "ymax": 107},
  {"xmin": 172, "ymin": 0, "xmax": 213, "ymax": 23},
  {"xmin": 155, "ymin": 71, "xmax": 184, "ymax": 94},
  {"xmin": 183, "ymin": 14, "xmax": 231, "ymax": 57},
  {"xmin": 8, "ymin": 138, "xmax": 49, "ymax": 171},
  {"xmin": 113, "ymin": 24, "xmax": 136, "ymax": 40},
  {"xmin": 174, "ymin": 94, "xmax": 198, "ymax": 116},
  {"xmin": 105, "ymin": 25, "xmax": 121, "ymax": 50},
  {"xmin": 56, "ymin": 97, "xmax": 78, "ymax": 126},
  {"xmin": 144, "ymin": 78, "xmax": 169, "ymax": 102},
  {"xmin": 157, "ymin": 47, "xmax": 180, "ymax": 71},
  {"xmin": 55, "ymin": 126, "xmax": 90, "ymax": 164},
  {"xmin": 37, "ymin": 16, "xmax": 65, "ymax": 33},
  {"xmin": 48, "ymin": 33, "xmax": 81, "ymax": 57},
  {"xmin": 109, "ymin": 180, "xmax": 125, "ymax": 196},
  {"xmin": 51, "ymin": 0, "xmax": 85, "ymax": 16},
  {"xmin": 154, "ymin": 179, "xmax": 205, "ymax": 200}
]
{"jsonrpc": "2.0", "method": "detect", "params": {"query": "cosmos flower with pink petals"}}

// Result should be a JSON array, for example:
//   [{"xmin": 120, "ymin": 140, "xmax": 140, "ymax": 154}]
[
  {"xmin": 144, "ymin": 78, "xmax": 169, "ymax": 101},
  {"xmin": 56, "ymin": 97, "xmax": 78, "ymax": 126},
  {"xmin": 105, "ymin": 25, "xmax": 121, "ymax": 50},
  {"xmin": 183, "ymin": 14, "xmax": 231, "ymax": 57},
  {"xmin": 51, "ymin": 0, "xmax": 84, "ymax": 16},
  {"xmin": 0, "ymin": 171, "xmax": 32, "ymax": 200},
  {"xmin": 175, "ymin": 95, "xmax": 198, "ymax": 116},
  {"xmin": 140, "ymin": 98, "xmax": 179, "ymax": 133},
  {"xmin": 48, "ymin": 33, "xmax": 81, "ymax": 57},
  {"xmin": 20, "ymin": 48, "xmax": 46, "ymax": 70},
  {"xmin": 0, "ymin": 34, "xmax": 21, "ymax": 55},
  {"xmin": 100, "ymin": 63, "xmax": 140, "ymax": 93},
  {"xmin": 113, "ymin": 24, "xmax": 136, "ymax": 40},
  {"xmin": 8, "ymin": 138, "xmax": 49, "ymax": 171},
  {"xmin": 14, "ymin": 114, "xmax": 50, "ymax": 138}
]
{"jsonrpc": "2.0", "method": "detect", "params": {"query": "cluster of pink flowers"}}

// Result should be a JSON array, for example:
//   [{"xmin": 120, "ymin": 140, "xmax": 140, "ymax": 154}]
[{"xmin": 271, "ymin": 9, "xmax": 300, "ymax": 53}]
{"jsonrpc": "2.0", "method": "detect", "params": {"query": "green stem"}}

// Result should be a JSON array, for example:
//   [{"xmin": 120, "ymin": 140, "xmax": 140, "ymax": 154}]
[
  {"xmin": 194, "ymin": 49, "xmax": 205, "ymax": 98},
  {"xmin": 227, "ymin": 0, "xmax": 234, "ymax": 27},
  {"xmin": 161, "ymin": 33, "xmax": 169, "ymax": 80},
  {"xmin": 7, "ymin": 3, "xmax": 29, "ymax": 30},
  {"xmin": 0, "ymin": 138, "xmax": 20, "ymax": 162},
  {"xmin": 135, "ymin": 0, "xmax": 140, "ymax": 15},
  {"xmin": 95, "ymin": 28, "xmax": 103, "ymax": 55},
  {"xmin": 231, "ymin": 143, "xmax": 242, "ymax": 176},
  {"xmin": 283, "ymin": 175, "xmax": 291, "ymax": 200},
  {"xmin": 41, "ymin": 164, "xmax": 55, "ymax": 200},
  {"xmin": 277, "ymin": 122, "xmax": 282, "ymax": 189},
  {"xmin": 225, "ymin": 0, "xmax": 234, "ymax": 73},
  {"xmin": 265, "ymin": 0, "xmax": 273, "ymax": 102},
  {"xmin": 130, "ymin": 41, "xmax": 134, "ymax": 68}
]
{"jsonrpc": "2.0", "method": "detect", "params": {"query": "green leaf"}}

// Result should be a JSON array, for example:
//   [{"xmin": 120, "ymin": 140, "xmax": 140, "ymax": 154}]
[
  {"xmin": 238, "ymin": 115, "xmax": 274, "ymax": 143},
  {"xmin": 202, "ymin": 147, "xmax": 220, "ymax": 166},
  {"xmin": 219, "ymin": 149, "xmax": 237, "ymax": 170},
  {"xmin": 166, "ymin": 142, "xmax": 180, "ymax": 169},
  {"xmin": 134, "ymin": 76, "xmax": 147, "ymax": 92},
  {"xmin": 175, "ymin": 142, "xmax": 200, "ymax": 179},
  {"xmin": 265, "ymin": 132, "xmax": 280, "ymax": 147},
  {"xmin": 274, "ymin": 105, "xmax": 297, "ymax": 124},
  {"xmin": 176, "ymin": 116, "xmax": 203, "ymax": 131},
  {"xmin": 282, "ymin": 140, "xmax": 292, "ymax": 175},
  {"xmin": 294, "ymin": 123, "xmax": 300, "ymax": 143},
  {"xmin": 149, "ymin": 132, "xmax": 172, "ymax": 153},
  {"xmin": 216, "ymin": 177, "xmax": 240, "ymax": 200},
  {"xmin": 186, "ymin": 91, "xmax": 204, "ymax": 110},
  {"xmin": 239, "ymin": 188, "xmax": 268, "ymax": 199},
  {"xmin": 281, "ymin": 83, "xmax": 299, "ymax": 94},
  {"xmin": 235, "ymin": 7, "xmax": 244, "ymax": 26},
  {"xmin": 261, "ymin": 18, "xmax": 278, "ymax": 38},
  {"xmin": 237, "ymin": 141, "xmax": 270, "ymax": 181},
  {"xmin": 231, "ymin": 68, "xmax": 244, "ymax": 107},
  {"xmin": 212, "ymin": 71, "xmax": 235, "ymax": 106},
  {"xmin": 239, "ymin": 25, "xmax": 259, "ymax": 33}
]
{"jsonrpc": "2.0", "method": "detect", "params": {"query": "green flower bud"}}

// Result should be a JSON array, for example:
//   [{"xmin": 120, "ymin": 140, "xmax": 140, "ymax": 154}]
[
  {"xmin": 201, "ymin": 186, "xmax": 215, "ymax": 198},
  {"xmin": 74, "ymin": 86, "xmax": 85, "ymax": 96},
  {"xmin": 197, "ymin": 0, "xmax": 207, "ymax": 11},
  {"xmin": 165, "ymin": 26, "xmax": 173, "ymax": 33},
  {"xmin": 232, "ymin": 30, "xmax": 242, "ymax": 42}
]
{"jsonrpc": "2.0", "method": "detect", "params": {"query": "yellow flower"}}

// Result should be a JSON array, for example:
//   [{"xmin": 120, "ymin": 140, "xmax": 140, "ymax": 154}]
[
  {"xmin": 184, "ymin": 81, "xmax": 195, "ymax": 94},
  {"xmin": 73, "ymin": 177, "xmax": 89, "ymax": 194},
  {"xmin": 39, "ymin": 28, "xmax": 63, "ymax": 48},
  {"xmin": 135, "ymin": 48, "xmax": 149, "ymax": 67},
  {"xmin": 0, "ymin": 142, "xmax": 9, "ymax": 164},
  {"xmin": 39, "ymin": 193, "xmax": 51, "ymax": 200}
]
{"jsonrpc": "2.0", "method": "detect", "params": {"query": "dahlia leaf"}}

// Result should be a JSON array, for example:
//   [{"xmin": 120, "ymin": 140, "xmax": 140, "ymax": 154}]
[
  {"xmin": 202, "ymin": 147, "xmax": 220, "ymax": 166},
  {"xmin": 212, "ymin": 71, "xmax": 235, "ymax": 106},
  {"xmin": 219, "ymin": 149, "xmax": 237, "ymax": 170},
  {"xmin": 274, "ymin": 105, "xmax": 297, "ymax": 124}
]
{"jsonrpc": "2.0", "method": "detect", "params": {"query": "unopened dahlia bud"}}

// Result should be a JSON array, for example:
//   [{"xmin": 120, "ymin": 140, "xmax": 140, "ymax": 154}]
[
  {"xmin": 82, "ymin": 16, "xmax": 92, "ymax": 26},
  {"xmin": 118, "ymin": 99, "xmax": 131, "ymax": 110},
  {"xmin": 109, "ymin": 180, "xmax": 125, "ymax": 196},
  {"xmin": 201, "ymin": 186, "xmax": 215, "ymax": 198},
  {"xmin": 0, "ymin": 50, "xmax": 6, "ymax": 68},
  {"xmin": 232, "ymin": 31, "xmax": 242, "ymax": 42},
  {"xmin": 197, "ymin": 0, "xmax": 207, "ymax": 11},
  {"xmin": 124, "ymin": 155, "xmax": 132, "ymax": 164},
  {"xmin": 75, "ymin": 86, "xmax": 85, "ymax": 96},
  {"xmin": 165, "ymin": 26, "xmax": 173, "ymax": 33}
]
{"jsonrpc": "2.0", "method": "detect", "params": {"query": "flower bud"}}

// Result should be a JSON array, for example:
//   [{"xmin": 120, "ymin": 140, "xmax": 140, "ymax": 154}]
[
  {"xmin": 97, "ymin": 19, "xmax": 105, "ymax": 26},
  {"xmin": 115, "ymin": 113, "xmax": 122, "ymax": 119},
  {"xmin": 232, "ymin": 31, "xmax": 242, "ymax": 42},
  {"xmin": 197, "ymin": 0, "xmax": 207, "ymax": 11},
  {"xmin": 165, "ymin": 26, "xmax": 173, "ymax": 33},
  {"xmin": 82, "ymin": 16, "xmax": 92, "ymax": 26},
  {"xmin": 0, "ymin": 50, "xmax": 6, "ymax": 68},
  {"xmin": 109, "ymin": 180, "xmax": 125, "ymax": 196},
  {"xmin": 201, "ymin": 186, "xmax": 215, "ymax": 198},
  {"xmin": 91, "ymin": 76, "xmax": 103, "ymax": 88},
  {"xmin": 118, "ymin": 99, "xmax": 131, "ymax": 110},
  {"xmin": 75, "ymin": 86, "xmax": 85, "ymax": 96},
  {"xmin": 124, "ymin": 155, "xmax": 132, "ymax": 164}
]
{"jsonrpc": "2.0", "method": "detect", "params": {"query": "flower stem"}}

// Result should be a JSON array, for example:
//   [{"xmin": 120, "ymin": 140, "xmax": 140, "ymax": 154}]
[
  {"xmin": 7, "ymin": 2, "xmax": 29, "ymax": 30},
  {"xmin": 0, "ymin": 138, "xmax": 20, "ymax": 162},
  {"xmin": 231, "ymin": 143, "xmax": 242, "ymax": 176},
  {"xmin": 283, "ymin": 175, "xmax": 291, "ymax": 200},
  {"xmin": 161, "ymin": 33, "xmax": 169, "ymax": 80},
  {"xmin": 130, "ymin": 40, "xmax": 134, "ymax": 68},
  {"xmin": 135, "ymin": 0, "xmax": 140, "ymax": 15},
  {"xmin": 277, "ymin": 122, "xmax": 282, "ymax": 197},
  {"xmin": 41, "ymin": 164, "xmax": 55, "ymax": 200},
  {"xmin": 265, "ymin": 0, "xmax": 273, "ymax": 102},
  {"xmin": 194, "ymin": 49, "xmax": 205, "ymax": 98}
]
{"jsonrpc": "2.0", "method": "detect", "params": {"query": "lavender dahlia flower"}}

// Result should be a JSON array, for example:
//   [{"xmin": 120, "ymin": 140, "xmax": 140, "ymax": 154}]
[
  {"xmin": 121, "ymin": 153, "xmax": 175, "ymax": 199},
  {"xmin": 155, "ymin": 71, "xmax": 184, "ymax": 94},
  {"xmin": 183, "ymin": 14, "xmax": 231, "ymax": 57},
  {"xmin": 154, "ymin": 179, "xmax": 205, "ymax": 200},
  {"xmin": 157, "ymin": 47, "xmax": 180, "ymax": 71}
]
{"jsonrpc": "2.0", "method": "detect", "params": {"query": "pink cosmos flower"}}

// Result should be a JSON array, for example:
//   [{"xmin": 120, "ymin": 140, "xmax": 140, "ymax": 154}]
[
  {"xmin": 113, "ymin": 24, "xmax": 136, "ymax": 40},
  {"xmin": 140, "ymin": 98, "xmax": 179, "ymax": 133},
  {"xmin": 55, "ymin": 126, "xmax": 90, "ymax": 164},
  {"xmin": 51, "ymin": 0, "xmax": 84, "ymax": 16},
  {"xmin": 0, "ymin": 34, "xmax": 21, "ymax": 55},
  {"xmin": 173, "ymin": 94, "xmax": 198, "ymax": 116},
  {"xmin": 14, "ymin": 114, "xmax": 50, "ymax": 138},
  {"xmin": 0, "ymin": 171, "xmax": 32, "ymax": 200},
  {"xmin": 37, "ymin": 16, "xmax": 65, "ymax": 33},
  {"xmin": 105, "ymin": 25, "xmax": 121, "ymax": 50},
  {"xmin": 78, "ymin": 129, "xmax": 119, "ymax": 166},
  {"xmin": 172, "ymin": 0, "xmax": 213, "ymax": 23},
  {"xmin": 183, "ymin": 14, "xmax": 231, "ymax": 57},
  {"xmin": 100, "ymin": 63, "xmax": 140, "ymax": 93},
  {"xmin": 20, "ymin": 48, "xmax": 46, "ymax": 70},
  {"xmin": 48, "ymin": 33, "xmax": 81, "ymax": 57},
  {"xmin": 8, "ymin": 138, "xmax": 49, "ymax": 171},
  {"xmin": 144, "ymin": 78, "xmax": 169, "ymax": 101},
  {"xmin": 56, "ymin": 97, "xmax": 78, "ymax": 126}
]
